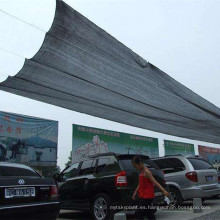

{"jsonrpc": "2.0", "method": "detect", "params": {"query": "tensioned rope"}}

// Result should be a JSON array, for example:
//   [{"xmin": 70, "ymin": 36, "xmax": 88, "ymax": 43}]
[{"xmin": 0, "ymin": 9, "xmax": 46, "ymax": 33}]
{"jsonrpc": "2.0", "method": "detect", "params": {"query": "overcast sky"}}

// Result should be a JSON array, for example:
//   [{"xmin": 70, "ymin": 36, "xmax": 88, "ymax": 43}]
[{"xmin": 0, "ymin": 0, "xmax": 220, "ymax": 169}]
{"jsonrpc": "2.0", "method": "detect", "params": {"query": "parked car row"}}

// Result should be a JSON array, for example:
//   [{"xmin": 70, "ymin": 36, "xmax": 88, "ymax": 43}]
[
  {"xmin": 0, "ymin": 153, "xmax": 220, "ymax": 220},
  {"xmin": 54, "ymin": 153, "xmax": 220, "ymax": 219}
]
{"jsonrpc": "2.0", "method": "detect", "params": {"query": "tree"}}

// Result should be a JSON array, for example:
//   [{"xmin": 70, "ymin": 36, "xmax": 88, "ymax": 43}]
[{"xmin": 65, "ymin": 150, "xmax": 72, "ymax": 167}]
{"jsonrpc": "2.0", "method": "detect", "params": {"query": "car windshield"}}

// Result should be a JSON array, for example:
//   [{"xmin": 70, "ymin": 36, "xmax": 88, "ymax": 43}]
[
  {"xmin": 188, "ymin": 158, "xmax": 215, "ymax": 170},
  {"xmin": 0, "ymin": 166, "xmax": 40, "ymax": 177}
]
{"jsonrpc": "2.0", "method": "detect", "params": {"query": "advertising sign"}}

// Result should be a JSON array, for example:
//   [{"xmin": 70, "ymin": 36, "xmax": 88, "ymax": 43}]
[
  {"xmin": 198, "ymin": 145, "xmax": 220, "ymax": 167},
  {"xmin": 72, "ymin": 124, "xmax": 159, "ymax": 162},
  {"xmin": 0, "ymin": 111, "xmax": 58, "ymax": 166},
  {"xmin": 164, "ymin": 140, "xmax": 195, "ymax": 156}
]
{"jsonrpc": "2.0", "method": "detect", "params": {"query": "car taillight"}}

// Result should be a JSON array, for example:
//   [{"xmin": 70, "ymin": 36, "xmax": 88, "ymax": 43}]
[
  {"xmin": 50, "ymin": 186, "xmax": 58, "ymax": 199},
  {"xmin": 115, "ymin": 171, "xmax": 127, "ymax": 187},
  {"xmin": 185, "ymin": 171, "xmax": 198, "ymax": 182}
]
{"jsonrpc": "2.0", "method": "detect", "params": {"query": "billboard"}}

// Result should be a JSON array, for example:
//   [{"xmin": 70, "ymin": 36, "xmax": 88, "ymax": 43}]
[
  {"xmin": 198, "ymin": 145, "xmax": 220, "ymax": 166},
  {"xmin": 72, "ymin": 124, "xmax": 159, "ymax": 162},
  {"xmin": 0, "ymin": 111, "xmax": 58, "ymax": 166},
  {"xmin": 164, "ymin": 140, "xmax": 195, "ymax": 156}
]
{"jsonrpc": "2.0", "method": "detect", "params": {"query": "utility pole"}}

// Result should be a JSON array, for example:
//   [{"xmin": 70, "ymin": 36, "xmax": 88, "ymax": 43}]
[{"xmin": 126, "ymin": 146, "xmax": 131, "ymax": 154}]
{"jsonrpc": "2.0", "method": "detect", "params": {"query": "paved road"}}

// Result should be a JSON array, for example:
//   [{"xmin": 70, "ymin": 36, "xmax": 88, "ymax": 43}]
[{"xmin": 58, "ymin": 197, "xmax": 220, "ymax": 220}]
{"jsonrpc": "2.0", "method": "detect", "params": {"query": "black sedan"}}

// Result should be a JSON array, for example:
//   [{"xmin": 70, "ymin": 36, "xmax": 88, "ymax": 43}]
[{"xmin": 0, "ymin": 162, "xmax": 60, "ymax": 219}]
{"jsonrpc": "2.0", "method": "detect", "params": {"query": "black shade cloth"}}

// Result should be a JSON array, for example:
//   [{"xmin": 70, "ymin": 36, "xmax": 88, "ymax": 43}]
[{"xmin": 1, "ymin": 0, "xmax": 220, "ymax": 144}]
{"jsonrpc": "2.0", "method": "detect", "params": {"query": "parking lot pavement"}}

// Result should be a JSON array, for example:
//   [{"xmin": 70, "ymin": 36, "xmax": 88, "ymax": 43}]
[
  {"xmin": 57, "ymin": 197, "xmax": 220, "ymax": 220},
  {"xmin": 58, "ymin": 210, "xmax": 92, "ymax": 220}
]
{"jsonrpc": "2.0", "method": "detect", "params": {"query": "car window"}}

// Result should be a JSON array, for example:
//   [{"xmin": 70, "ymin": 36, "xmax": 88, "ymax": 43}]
[
  {"xmin": 188, "ymin": 158, "xmax": 214, "ymax": 170},
  {"xmin": 103, "ymin": 157, "xmax": 120, "ymax": 172},
  {"xmin": 0, "ymin": 166, "xmax": 40, "ymax": 177},
  {"xmin": 97, "ymin": 157, "xmax": 120, "ymax": 173},
  {"xmin": 62, "ymin": 163, "xmax": 79, "ymax": 180},
  {"xmin": 79, "ymin": 160, "xmax": 96, "ymax": 175},
  {"xmin": 153, "ymin": 158, "xmax": 185, "ymax": 174},
  {"xmin": 120, "ymin": 158, "xmax": 159, "ymax": 171},
  {"xmin": 97, "ymin": 158, "xmax": 110, "ymax": 173}
]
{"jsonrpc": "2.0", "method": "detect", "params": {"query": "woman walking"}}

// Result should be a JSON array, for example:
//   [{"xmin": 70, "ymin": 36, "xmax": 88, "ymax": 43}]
[{"xmin": 132, "ymin": 156, "xmax": 169, "ymax": 220}]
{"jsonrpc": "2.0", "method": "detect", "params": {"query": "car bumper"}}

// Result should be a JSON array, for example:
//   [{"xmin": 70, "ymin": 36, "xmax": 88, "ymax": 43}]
[
  {"xmin": 0, "ymin": 201, "xmax": 60, "ymax": 216},
  {"xmin": 181, "ymin": 186, "xmax": 220, "ymax": 200}
]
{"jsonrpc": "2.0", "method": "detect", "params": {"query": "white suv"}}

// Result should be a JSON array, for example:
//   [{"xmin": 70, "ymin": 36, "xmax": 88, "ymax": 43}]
[{"xmin": 152, "ymin": 155, "xmax": 220, "ymax": 206}]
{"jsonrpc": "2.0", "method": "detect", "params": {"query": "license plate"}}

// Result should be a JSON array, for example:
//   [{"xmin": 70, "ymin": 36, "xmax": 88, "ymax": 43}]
[
  {"xmin": 5, "ymin": 187, "xmax": 35, "ymax": 199},
  {"xmin": 206, "ymin": 176, "xmax": 214, "ymax": 182}
]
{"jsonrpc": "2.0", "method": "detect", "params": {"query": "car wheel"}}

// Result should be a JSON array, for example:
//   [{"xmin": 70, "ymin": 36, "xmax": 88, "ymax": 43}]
[
  {"xmin": 168, "ymin": 187, "xmax": 183, "ymax": 207},
  {"xmin": 92, "ymin": 193, "xmax": 112, "ymax": 220}
]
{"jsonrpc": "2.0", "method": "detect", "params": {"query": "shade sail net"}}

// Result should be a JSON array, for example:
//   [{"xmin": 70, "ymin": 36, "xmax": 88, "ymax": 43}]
[{"xmin": 0, "ymin": 0, "xmax": 220, "ymax": 144}]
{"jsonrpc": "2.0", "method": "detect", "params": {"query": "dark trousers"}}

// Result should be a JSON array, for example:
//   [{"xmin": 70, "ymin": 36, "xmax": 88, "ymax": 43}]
[{"xmin": 135, "ymin": 198, "xmax": 156, "ymax": 220}]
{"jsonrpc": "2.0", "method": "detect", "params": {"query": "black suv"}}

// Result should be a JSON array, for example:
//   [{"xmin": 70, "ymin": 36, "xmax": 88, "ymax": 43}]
[{"xmin": 55, "ymin": 153, "xmax": 166, "ymax": 220}]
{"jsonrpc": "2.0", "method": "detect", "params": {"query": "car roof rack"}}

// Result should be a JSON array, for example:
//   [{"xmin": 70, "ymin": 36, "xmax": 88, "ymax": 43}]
[
  {"xmin": 67, "ymin": 152, "xmax": 152, "ymax": 168},
  {"xmin": 164, "ymin": 154, "xmax": 183, "ymax": 157},
  {"xmin": 117, "ymin": 154, "xmax": 150, "ymax": 159},
  {"xmin": 75, "ymin": 152, "xmax": 151, "ymax": 161},
  {"xmin": 88, "ymin": 152, "xmax": 118, "ymax": 158},
  {"xmin": 186, "ymin": 155, "xmax": 203, "ymax": 158},
  {"xmin": 152, "ymin": 154, "xmax": 183, "ymax": 159}
]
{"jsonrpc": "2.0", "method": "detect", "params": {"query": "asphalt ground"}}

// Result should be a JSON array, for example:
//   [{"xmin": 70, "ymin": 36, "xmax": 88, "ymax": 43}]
[{"xmin": 58, "ymin": 197, "xmax": 220, "ymax": 220}]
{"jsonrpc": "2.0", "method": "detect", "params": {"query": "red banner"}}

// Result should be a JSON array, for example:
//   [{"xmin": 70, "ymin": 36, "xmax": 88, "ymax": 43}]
[{"xmin": 198, "ymin": 145, "xmax": 220, "ymax": 164}]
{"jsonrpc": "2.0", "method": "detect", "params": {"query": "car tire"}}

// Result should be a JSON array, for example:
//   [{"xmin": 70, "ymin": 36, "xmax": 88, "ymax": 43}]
[
  {"xmin": 91, "ymin": 193, "xmax": 113, "ymax": 220},
  {"xmin": 168, "ymin": 187, "xmax": 183, "ymax": 207}
]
